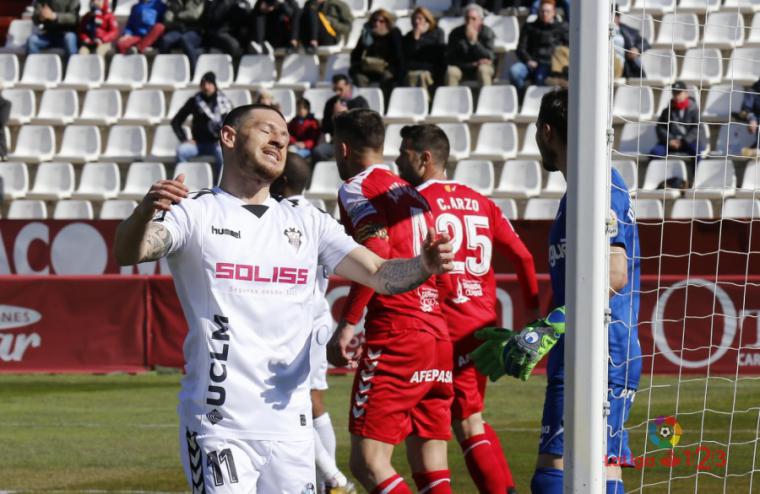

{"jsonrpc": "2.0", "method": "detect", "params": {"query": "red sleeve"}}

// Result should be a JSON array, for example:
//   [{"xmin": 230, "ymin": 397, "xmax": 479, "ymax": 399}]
[
  {"xmin": 302, "ymin": 119, "xmax": 321, "ymax": 150},
  {"xmin": 78, "ymin": 15, "xmax": 91, "ymax": 43},
  {"xmin": 491, "ymin": 202, "xmax": 540, "ymax": 311},
  {"xmin": 101, "ymin": 13, "xmax": 120, "ymax": 43}
]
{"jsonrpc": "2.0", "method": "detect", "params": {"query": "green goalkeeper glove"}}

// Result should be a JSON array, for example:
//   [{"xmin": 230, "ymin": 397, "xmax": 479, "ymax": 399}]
[{"xmin": 469, "ymin": 327, "xmax": 514, "ymax": 382}]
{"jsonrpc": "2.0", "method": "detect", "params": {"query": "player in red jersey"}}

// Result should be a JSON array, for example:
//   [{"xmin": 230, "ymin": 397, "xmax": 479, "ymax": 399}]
[
  {"xmin": 327, "ymin": 109, "xmax": 455, "ymax": 494},
  {"xmin": 396, "ymin": 124, "xmax": 541, "ymax": 494}
]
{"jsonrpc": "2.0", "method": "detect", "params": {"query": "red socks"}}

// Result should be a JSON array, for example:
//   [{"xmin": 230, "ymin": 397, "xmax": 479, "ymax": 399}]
[
  {"xmin": 372, "ymin": 474, "xmax": 413, "ymax": 494},
  {"xmin": 461, "ymin": 433, "xmax": 508, "ymax": 493},
  {"xmin": 484, "ymin": 422, "xmax": 515, "ymax": 488},
  {"xmin": 412, "ymin": 470, "xmax": 452, "ymax": 494}
]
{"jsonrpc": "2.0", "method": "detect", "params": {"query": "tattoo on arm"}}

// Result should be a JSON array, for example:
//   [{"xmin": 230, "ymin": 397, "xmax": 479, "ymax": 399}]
[
  {"xmin": 141, "ymin": 223, "xmax": 172, "ymax": 262},
  {"xmin": 376, "ymin": 256, "xmax": 429, "ymax": 295}
]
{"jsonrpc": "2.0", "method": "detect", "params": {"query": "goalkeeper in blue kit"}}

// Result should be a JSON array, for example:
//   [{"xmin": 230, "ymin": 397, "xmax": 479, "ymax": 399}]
[{"xmin": 471, "ymin": 88, "xmax": 641, "ymax": 494}]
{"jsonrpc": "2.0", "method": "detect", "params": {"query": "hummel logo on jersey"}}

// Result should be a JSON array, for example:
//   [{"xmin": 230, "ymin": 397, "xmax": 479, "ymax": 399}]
[
  {"xmin": 352, "ymin": 406, "xmax": 365, "ymax": 418},
  {"xmin": 358, "ymin": 382, "xmax": 372, "ymax": 394},
  {"xmin": 354, "ymin": 394, "xmax": 368, "ymax": 406},
  {"xmin": 367, "ymin": 348, "xmax": 382, "ymax": 360},
  {"xmin": 206, "ymin": 408, "xmax": 224, "ymax": 425},
  {"xmin": 360, "ymin": 370, "xmax": 375, "ymax": 381},
  {"xmin": 284, "ymin": 227, "xmax": 302, "ymax": 251},
  {"xmin": 211, "ymin": 226, "xmax": 241, "ymax": 239}
]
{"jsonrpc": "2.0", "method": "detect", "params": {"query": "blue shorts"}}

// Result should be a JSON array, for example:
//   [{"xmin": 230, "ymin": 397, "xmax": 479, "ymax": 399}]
[{"xmin": 539, "ymin": 381, "xmax": 636, "ymax": 467}]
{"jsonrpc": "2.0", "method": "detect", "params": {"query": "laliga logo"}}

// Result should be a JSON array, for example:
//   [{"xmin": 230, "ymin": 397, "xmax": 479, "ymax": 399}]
[
  {"xmin": 648, "ymin": 416, "xmax": 682, "ymax": 448},
  {"xmin": 0, "ymin": 305, "xmax": 42, "ymax": 362}
]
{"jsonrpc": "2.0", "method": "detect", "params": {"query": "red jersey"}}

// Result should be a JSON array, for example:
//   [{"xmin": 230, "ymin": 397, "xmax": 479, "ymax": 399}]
[
  {"xmin": 338, "ymin": 164, "xmax": 446, "ymax": 339},
  {"xmin": 418, "ymin": 179, "xmax": 540, "ymax": 342}
]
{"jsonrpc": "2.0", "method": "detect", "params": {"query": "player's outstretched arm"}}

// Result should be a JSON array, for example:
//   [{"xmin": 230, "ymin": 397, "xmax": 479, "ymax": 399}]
[
  {"xmin": 113, "ymin": 175, "xmax": 188, "ymax": 265},
  {"xmin": 334, "ymin": 228, "xmax": 454, "ymax": 295}
]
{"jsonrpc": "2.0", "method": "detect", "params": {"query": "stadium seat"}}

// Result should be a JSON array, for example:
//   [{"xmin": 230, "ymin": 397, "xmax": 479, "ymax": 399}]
[
  {"xmin": 654, "ymin": 13, "xmax": 699, "ymax": 50},
  {"xmin": 493, "ymin": 159, "xmax": 541, "ymax": 198},
  {"xmin": 148, "ymin": 54, "xmax": 191, "ymax": 90},
  {"xmin": 102, "ymin": 126, "xmax": 147, "ymax": 163},
  {"xmin": 344, "ymin": 0, "xmax": 368, "ymax": 18},
  {"xmin": 270, "ymin": 88, "xmax": 297, "ymax": 121},
  {"xmin": 0, "ymin": 19, "xmax": 33, "ymax": 55},
  {"xmin": 688, "ymin": 159, "xmax": 737, "ymax": 198},
  {"xmin": 723, "ymin": 198, "xmax": 760, "ymax": 218},
  {"xmin": 303, "ymin": 87, "xmax": 335, "ymax": 121},
  {"xmin": 612, "ymin": 159, "xmax": 639, "ymax": 192},
  {"xmin": 370, "ymin": 0, "xmax": 411, "ymax": 16},
  {"xmin": 319, "ymin": 53, "xmax": 350, "ymax": 87},
  {"xmin": 8, "ymin": 200, "xmax": 47, "ymax": 219},
  {"xmin": 0, "ymin": 54, "xmax": 20, "ymax": 88},
  {"xmin": 472, "ymin": 85, "xmax": 518, "ymax": 122},
  {"xmin": 485, "ymin": 15, "xmax": 519, "ymax": 53},
  {"xmin": 712, "ymin": 121, "xmax": 759, "ymax": 157},
  {"xmin": 636, "ymin": 49, "xmax": 677, "ymax": 86},
  {"xmin": 165, "ymin": 88, "xmax": 196, "ymax": 123},
  {"xmin": 385, "ymin": 87, "xmax": 429, "ymax": 123},
  {"xmin": 224, "ymin": 88, "xmax": 252, "ymax": 108},
  {"xmin": 491, "ymin": 198, "xmax": 519, "ymax": 219},
  {"xmin": 542, "ymin": 171, "xmax": 566, "ymax": 199},
  {"xmin": 61, "ymin": 54, "xmax": 105, "ymax": 90},
  {"xmin": 737, "ymin": 161, "xmax": 760, "ymax": 198},
  {"xmin": 633, "ymin": 198, "xmax": 664, "ymax": 219},
  {"xmin": 192, "ymin": 54, "xmax": 233, "ymax": 88},
  {"xmin": 120, "ymin": 162, "xmax": 166, "ymax": 200},
  {"xmin": 306, "ymin": 161, "xmax": 342, "ymax": 199},
  {"xmin": 702, "ymin": 11, "xmax": 744, "ymax": 49},
  {"xmin": 2, "ymin": 88, "xmax": 35, "ymax": 124},
  {"xmin": 53, "ymin": 200, "xmax": 95, "ymax": 220},
  {"xmin": 725, "ymin": 48, "xmax": 760, "ymax": 85},
  {"xmin": 351, "ymin": 87, "xmax": 382, "ymax": 114},
  {"xmin": 114, "ymin": 0, "xmax": 139, "ymax": 17},
  {"xmin": 19, "ymin": 54, "xmax": 63, "ymax": 90},
  {"xmin": 631, "ymin": 0, "xmax": 675, "ymax": 13},
  {"xmin": 471, "ymin": 122, "xmax": 518, "ymax": 161},
  {"xmin": 437, "ymin": 17, "xmax": 464, "ymax": 43},
  {"xmin": 383, "ymin": 123, "xmax": 404, "ymax": 160},
  {"xmin": 519, "ymin": 123, "xmax": 540, "ymax": 159},
  {"xmin": 277, "ymin": 54, "xmax": 320, "ymax": 90},
  {"xmin": 100, "ymin": 199, "xmax": 138, "ymax": 219},
  {"xmin": 638, "ymin": 159, "xmax": 688, "ymax": 199},
  {"xmin": 619, "ymin": 12, "xmax": 654, "ymax": 45},
  {"xmin": 346, "ymin": 19, "xmax": 368, "ymax": 53},
  {"xmin": 0, "ymin": 161, "xmax": 29, "ymax": 199},
  {"xmin": 150, "ymin": 125, "xmax": 185, "ymax": 163},
  {"xmin": 723, "ymin": 0, "xmax": 760, "ymax": 13},
  {"xmin": 415, "ymin": 0, "xmax": 450, "ymax": 15},
  {"xmin": 395, "ymin": 17, "xmax": 412, "ymax": 35},
  {"xmin": 235, "ymin": 54, "xmax": 277, "ymax": 89},
  {"xmin": 428, "ymin": 86, "xmax": 473, "ymax": 123},
  {"xmin": 174, "ymin": 162, "xmax": 213, "ymax": 191},
  {"xmin": 678, "ymin": 0, "xmax": 721, "ymax": 13},
  {"xmin": 678, "ymin": 48, "xmax": 723, "ymax": 86},
  {"xmin": 32, "ymin": 89, "xmax": 79, "ymax": 125},
  {"xmin": 55, "ymin": 125, "xmax": 101, "ymax": 163},
  {"xmin": 453, "ymin": 160, "xmax": 495, "ymax": 196},
  {"xmin": 122, "ymin": 89, "xmax": 166, "ymax": 125},
  {"xmin": 617, "ymin": 122, "xmax": 658, "ymax": 157},
  {"xmin": 72, "ymin": 162, "xmax": 121, "ymax": 200},
  {"xmin": 613, "ymin": 85, "xmax": 655, "ymax": 123},
  {"xmin": 702, "ymin": 84, "xmax": 742, "ymax": 122},
  {"xmin": 105, "ymin": 54, "xmax": 148, "ymax": 90},
  {"xmin": 27, "ymin": 161, "xmax": 75, "ymax": 200},
  {"xmin": 747, "ymin": 12, "xmax": 760, "ymax": 46},
  {"xmin": 8, "ymin": 125, "xmax": 55, "ymax": 163},
  {"xmin": 517, "ymin": 86, "xmax": 553, "ymax": 123},
  {"xmin": 670, "ymin": 198, "xmax": 715, "ymax": 219},
  {"xmin": 438, "ymin": 123, "xmax": 470, "ymax": 161},
  {"xmin": 524, "ymin": 198, "xmax": 560, "ymax": 220},
  {"xmin": 78, "ymin": 89, "xmax": 122, "ymax": 126}
]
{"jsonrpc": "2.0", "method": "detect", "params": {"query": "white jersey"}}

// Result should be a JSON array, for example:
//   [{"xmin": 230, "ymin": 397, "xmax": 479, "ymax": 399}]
[{"xmin": 159, "ymin": 187, "xmax": 358, "ymax": 440}]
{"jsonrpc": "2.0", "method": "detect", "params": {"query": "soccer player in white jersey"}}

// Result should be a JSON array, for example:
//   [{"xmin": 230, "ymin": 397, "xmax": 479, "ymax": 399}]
[
  {"xmin": 270, "ymin": 152, "xmax": 356, "ymax": 494},
  {"xmin": 113, "ymin": 104, "xmax": 454, "ymax": 494}
]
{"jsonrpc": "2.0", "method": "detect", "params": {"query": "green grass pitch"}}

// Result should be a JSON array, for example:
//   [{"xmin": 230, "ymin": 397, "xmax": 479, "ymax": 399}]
[{"xmin": 1, "ymin": 373, "xmax": 759, "ymax": 493}]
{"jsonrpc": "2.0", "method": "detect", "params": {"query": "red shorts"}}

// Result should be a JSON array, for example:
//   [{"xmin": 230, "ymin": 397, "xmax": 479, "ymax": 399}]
[
  {"xmin": 451, "ymin": 331, "xmax": 488, "ymax": 421},
  {"xmin": 348, "ymin": 330, "xmax": 453, "ymax": 444}
]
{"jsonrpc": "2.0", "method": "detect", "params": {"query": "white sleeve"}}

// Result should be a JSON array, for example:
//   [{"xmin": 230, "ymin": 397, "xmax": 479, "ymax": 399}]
[
  {"xmin": 153, "ymin": 200, "xmax": 196, "ymax": 255},
  {"xmin": 316, "ymin": 210, "xmax": 360, "ymax": 273}
]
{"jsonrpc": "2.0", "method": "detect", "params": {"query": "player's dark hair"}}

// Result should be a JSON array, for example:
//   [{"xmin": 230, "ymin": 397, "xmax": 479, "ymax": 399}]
[
  {"xmin": 332, "ymin": 74, "xmax": 350, "ymax": 85},
  {"xmin": 222, "ymin": 104, "xmax": 287, "ymax": 129},
  {"xmin": 273, "ymin": 152, "xmax": 312, "ymax": 195},
  {"xmin": 400, "ymin": 124, "xmax": 450, "ymax": 165},
  {"xmin": 537, "ymin": 88, "xmax": 568, "ymax": 144},
  {"xmin": 333, "ymin": 108, "xmax": 385, "ymax": 151}
]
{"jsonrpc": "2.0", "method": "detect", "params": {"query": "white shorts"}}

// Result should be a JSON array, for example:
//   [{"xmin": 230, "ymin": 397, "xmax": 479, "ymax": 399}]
[
  {"xmin": 180, "ymin": 427, "xmax": 316, "ymax": 494},
  {"xmin": 309, "ymin": 309, "xmax": 332, "ymax": 391}
]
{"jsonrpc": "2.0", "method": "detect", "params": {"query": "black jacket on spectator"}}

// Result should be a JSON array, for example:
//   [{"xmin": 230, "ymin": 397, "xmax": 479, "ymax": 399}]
[
  {"xmin": 350, "ymin": 26, "xmax": 405, "ymax": 79},
  {"xmin": 201, "ymin": 0, "xmax": 244, "ymax": 34},
  {"xmin": 619, "ymin": 22, "xmax": 650, "ymax": 54},
  {"xmin": 516, "ymin": 18, "xmax": 568, "ymax": 65},
  {"xmin": 656, "ymin": 97, "xmax": 701, "ymax": 145},
  {"xmin": 250, "ymin": 0, "xmax": 301, "ymax": 46},
  {"xmin": 447, "ymin": 24, "xmax": 496, "ymax": 72},
  {"xmin": 321, "ymin": 94, "xmax": 369, "ymax": 136},
  {"xmin": 171, "ymin": 91, "xmax": 233, "ymax": 144},
  {"xmin": 740, "ymin": 79, "xmax": 760, "ymax": 122},
  {"xmin": 403, "ymin": 26, "xmax": 445, "ymax": 75},
  {"xmin": 163, "ymin": 0, "xmax": 204, "ymax": 31},
  {"xmin": 32, "ymin": 0, "xmax": 80, "ymax": 34}
]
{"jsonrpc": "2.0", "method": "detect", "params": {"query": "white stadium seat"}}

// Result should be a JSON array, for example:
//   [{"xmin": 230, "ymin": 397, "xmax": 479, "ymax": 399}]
[
  {"xmin": 383, "ymin": 123, "xmax": 404, "ymax": 160},
  {"xmin": 542, "ymin": 171, "xmax": 566, "ymax": 199},
  {"xmin": 270, "ymin": 88, "xmax": 297, "ymax": 121},
  {"xmin": 517, "ymin": 86, "xmax": 553, "ymax": 123},
  {"xmin": 53, "ymin": 200, "xmax": 94, "ymax": 220},
  {"xmin": 654, "ymin": 13, "xmax": 699, "ymax": 50},
  {"xmin": 165, "ymin": 88, "xmax": 196, "ymax": 123},
  {"xmin": 344, "ymin": 0, "xmax": 368, "ymax": 17},
  {"xmin": 385, "ymin": 87, "xmax": 429, "ymax": 123},
  {"xmin": 105, "ymin": 54, "xmax": 148, "ymax": 90},
  {"xmin": 174, "ymin": 162, "xmax": 213, "ymax": 192},
  {"xmin": 633, "ymin": 198, "xmax": 664, "ymax": 219},
  {"xmin": 678, "ymin": 0, "xmax": 720, "ymax": 13},
  {"xmin": 437, "ymin": 17, "xmax": 464, "ymax": 43},
  {"xmin": 61, "ymin": 54, "xmax": 105, "ymax": 90},
  {"xmin": 224, "ymin": 88, "xmax": 252, "ymax": 108},
  {"xmin": 712, "ymin": 121, "xmax": 759, "ymax": 157},
  {"xmin": 277, "ymin": 54, "xmax": 320, "ymax": 90},
  {"xmin": 73, "ymin": 162, "xmax": 121, "ymax": 200},
  {"xmin": 56, "ymin": 125, "xmax": 101, "ymax": 163},
  {"xmin": 438, "ymin": 123, "xmax": 471, "ymax": 161},
  {"xmin": 639, "ymin": 159, "xmax": 688, "ymax": 199},
  {"xmin": 723, "ymin": 198, "xmax": 760, "ymax": 218},
  {"xmin": 612, "ymin": 159, "xmax": 639, "ymax": 192},
  {"xmin": 702, "ymin": 84, "xmax": 743, "ymax": 122},
  {"xmin": 100, "ymin": 200, "xmax": 138, "ymax": 219},
  {"xmin": 613, "ymin": 85, "xmax": 655, "ymax": 123},
  {"xmin": 346, "ymin": 19, "xmax": 367, "ymax": 53},
  {"xmin": 491, "ymin": 198, "xmax": 519, "ymax": 219},
  {"xmin": 8, "ymin": 200, "xmax": 47, "ymax": 219},
  {"xmin": 519, "ymin": 123, "xmax": 540, "ymax": 159},
  {"xmin": 416, "ymin": 0, "xmax": 449, "ymax": 14},
  {"xmin": 618, "ymin": 122, "xmax": 658, "ymax": 157},
  {"xmin": 428, "ymin": 86, "xmax": 473, "ymax": 123},
  {"xmin": 0, "ymin": 54, "xmax": 20, "ymax": 88},
  {"xmin": 9, "ymin": 125, "xmax": 55, "ymax": 163},
  {"xmin": 303, "ymin": 87, "xmax": 335, "ymax": 121},
  {"xmin": 725, "ymin": 47, "xmax": 760, "ymax": 85},
  {"xmin": 723, "ymin": 0, "xmax": 760, "ymax": 13},
  {"xmin": 453, "ymin": 160, "xmax": 495, "ymax": 196},
  {"xmin": 120, "ymin": 162, "xmax": 166, "ymax": 200},
  {"xmin": 306, "ymin": 161, "xmax": 342, "ymax": 200},
  {"xmin": 670, "ymin": 198, "xmax": 715, "ymax": 219},
  {"xmin": 370, "ymin": 0, "xmax": 411, "ymax": 16},
  {"xmin": 737, "ymin": 161, "xmax": 760, "ymax": 198},
  {"xmin": 524, "ymin": 198, "xmax": 560, "ymax": 220},
  {"xmin": 637, "ymin": 49, "xmax": 677, "ymax": 86},
  {"xmin": 0, "ymin": 161, "xmax": 29, "ymax": 199},
  {"xmin": 494, "ymin": 159, "xmax": 541, "ymax": 199},
  {"xmin": 27, "ymin": 161, "xmax": 75, "ymax": 200},
  {"xmin": 678, "ymin": 48, "xmax": 723, "ymax": 86},
  {"xmin": 747, "ymin": 12, "xmax": 760, "ymax": 46},
  {"xmin": 702, "ymin": 12, "xmax": 745, "ymax": 49},
  {"xmin": 485, "ymin": 15, "xmax": 519, "ymax": 53},
  {"xmin": 19, "ymin": 54, "xmax": 62, "ymax": 90},
  {"xmin": 114, "ymin": 0, "xmax": 139, "ymax": 16},
  {"xmin": 102, "ymin": 126, "xmax": 147, "ymax": 163},
  {"xmin": 0, "ymin": 19, "xmax": 33, "ymax": 55},
  {"xmin": 471, "ymin": 122, "xmax": 518, "ymax": 161},
  {"xmin": 354, "ymin": 87, "xmax": 385, "ymax": 114},
  {"xmin": 33, "ymin": 88, "xmax": 79, "ymax": 125},
  {"xmin": 122, "ymin": 89, "xmax": 166, "ymax": 125},
  {"xmin": 193, "ymin": 54, "xmax": 233, "ymax": 88},
  {"xmin": 688, "ymin": 159, "xmax": 737, "ymax": 199},
  {"xmin": 472, "ymin": 85, "xmax": 518, "ymax": 122},
  {"xmin": 150, "ymin": 125, "xmax": 186, "ymax": 163},
  {"xmin": 3, "ymin": 88, "xmax": 35, "ymax": 125},
  {"xmin": 235, "ymin": 54, "xmax": 277, "ymax": 89},
  {"xmin": 620, "ymin": 12, "xmax": 654, "ymax": 45},
  {"xmin": 319, "ymin": 53, "xmax": 350, "ymax": 87},
  {"xmin": 78, "ymin": 89, "xmax": 122, "ymax": 126},
  {"xmin": 631, "ymin": 0, "xmax": 675, "ymax": 14},
  {"xmin": 148, "ymin": 54, "xmax": 191, "ymax": 90}
]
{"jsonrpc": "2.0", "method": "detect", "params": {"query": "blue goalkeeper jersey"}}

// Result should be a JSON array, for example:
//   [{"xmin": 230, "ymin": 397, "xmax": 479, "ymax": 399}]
[{"xmin": 546, "ymin": 168, "xmax": 642, "ymax": 389}]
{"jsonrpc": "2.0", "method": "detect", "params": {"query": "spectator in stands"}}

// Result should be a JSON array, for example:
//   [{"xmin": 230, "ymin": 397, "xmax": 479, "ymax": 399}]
[
  {"xmin": 738, "ymin": 77, "xmax": 760, "ymax": 136},
  {"xmin": 288, "ymin": 98, "xmax": 321, "ymax": 159},
  {"xmin": 158, "ymin": 0, "xmax": 204, "ymax": 71},
  {"xmin": 199, "ymin": 0, "xmax": 247, "ymax": 59},
  {"xmin": 650, "ymin": 81, "xmax": 704, "ymax": 158},
  {"xmin": 510, "ymin": 0, "xmax": 568, "ymax": 93},
  {"xmin": 0, "ymin": 94, "xmax": 9, "ymax": 161},
  {"xmin": 171, "ymin": 72, "xmax": 233, "ymax": 184},
  {"xmin": 530, "ymin": 0, "xmax": 569, "ymax": 20},
  {"xmin": 613, "ymin": 8, "xmax": 649, "ymax": 79},
  {"xmin": 311, "ymin": 74, "xmax": 369, "ymax": 163},
  {"xmin": 402, "ymin": 6, "xmax": 445, "ymax": 90},
  {"xmin": 300, "ymin": 0, "xmax": 353, "ymax": 54},
  {"xmin": 254, "ymin": 89, "xmax": 282, "ymax": 113},
  {"xmin": 78, "ymin": 0, "xmax": 118, "ymax": 56},
  {"xmin": 116, "ymin": 0, "xmax": 166, "ymax": 54},
  {"xmin": 27, "ymin": 0, "xmax": 80, "ymax": 56},
  {"xmin": 248, "ymin": 0, "xmax": 302, "ymax": 53},
  {"xmin": 350, "ymin": 9, "xmax": 404, "ymax": 100},
  {"xmin": 445, "ymin": 3, "xmax": 496, "ymax": 87}
]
